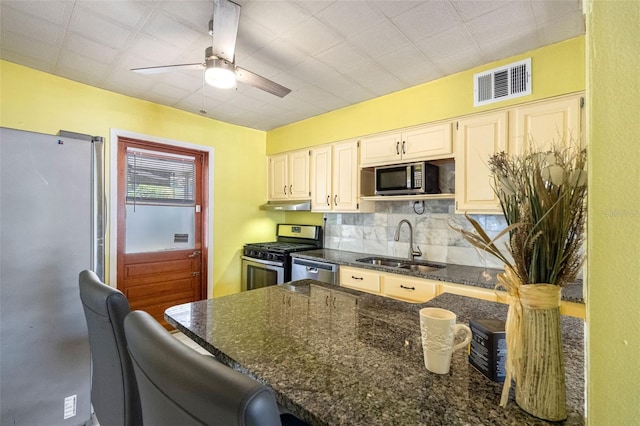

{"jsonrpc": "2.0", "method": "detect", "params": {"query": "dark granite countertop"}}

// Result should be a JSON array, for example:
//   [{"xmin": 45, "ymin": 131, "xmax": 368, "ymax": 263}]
[
  {"xmin": 291, "ymin": 249, "xmax": 584, "ymax": 304},
  {"xmin": 165, "ymin": 280, "xmax": 584, "ymax": 425}
]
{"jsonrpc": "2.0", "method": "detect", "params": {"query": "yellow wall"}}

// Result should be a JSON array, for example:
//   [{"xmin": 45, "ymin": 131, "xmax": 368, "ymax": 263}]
[
  {"xmin": 0, "ymin": 60, "xmax": 278, "ymax": 297},
  {"xmin": 267, "ymin": 36, "xmax": 585, "ymax": 154},
  {"xmin": 586, "ymin": 1, "xmax": 640, "ymax": 423}
]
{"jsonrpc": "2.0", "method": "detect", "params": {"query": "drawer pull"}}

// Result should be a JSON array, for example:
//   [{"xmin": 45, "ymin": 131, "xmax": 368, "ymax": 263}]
[
  {"xmin": 351, "ymin": 276, "xmax": 364, "ymax": 280},
  {"xmin": 400, "ymin": 285, "xmax": 415, "ymax": 291}
]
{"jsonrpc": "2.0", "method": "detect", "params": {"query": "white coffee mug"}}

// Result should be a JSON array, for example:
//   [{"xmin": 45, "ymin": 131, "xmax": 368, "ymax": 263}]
[{"xmin": 419, "ymin": 307, "xmax": 473, "ymax": 374}]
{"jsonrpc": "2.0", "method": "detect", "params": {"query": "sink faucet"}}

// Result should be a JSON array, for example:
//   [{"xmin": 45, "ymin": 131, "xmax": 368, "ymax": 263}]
[{"xmin": 394, "ymin": 219, "xmax": 422, "ymax": 261}]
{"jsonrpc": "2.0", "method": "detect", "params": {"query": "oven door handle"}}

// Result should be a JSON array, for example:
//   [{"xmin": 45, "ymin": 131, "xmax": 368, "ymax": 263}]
[{"xmin": 241, "ymin": 256, "xmax": 285, "ymax": 268}]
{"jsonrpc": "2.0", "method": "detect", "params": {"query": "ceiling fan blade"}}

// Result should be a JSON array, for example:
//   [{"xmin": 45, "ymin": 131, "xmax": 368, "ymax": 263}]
[
  {"xmin": 211, "ymin": 0, "xmax": 241, "ymax": 62},
  {"xmin": 236, "ymin": 67, "xmax": 291, "ymax": 98},
  {"xmin": 131, "ymin": 63, "xmax": 204, "ymax": 75}
]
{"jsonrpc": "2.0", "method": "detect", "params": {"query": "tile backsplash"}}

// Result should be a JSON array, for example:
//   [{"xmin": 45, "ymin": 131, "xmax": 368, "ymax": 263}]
[{"xmin": 323, "ymin": 199, "xmax": 509, "ymax": 269}]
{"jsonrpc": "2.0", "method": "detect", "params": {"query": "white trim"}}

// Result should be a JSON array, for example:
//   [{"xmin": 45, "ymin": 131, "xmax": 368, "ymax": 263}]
[{"xmin": 109, "ymin": 129, "xmax": 214, "ymax": 298}]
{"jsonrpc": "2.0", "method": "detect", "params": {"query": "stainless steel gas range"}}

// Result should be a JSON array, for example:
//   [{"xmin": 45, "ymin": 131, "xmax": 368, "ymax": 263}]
[{"xmin": 241, "ymin": 224, "xmax": 322, "ymax": 291}]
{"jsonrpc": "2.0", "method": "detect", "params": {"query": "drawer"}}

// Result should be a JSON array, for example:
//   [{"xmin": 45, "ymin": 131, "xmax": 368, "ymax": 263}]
[
  {"xmin": 340, "ymin": 266, "xmax": 381, "ymax": 294},
  {"xmin": 439, "ymin": 282, "xmax": 505, "ymax": 303},
  {"xmin": 382, "ymin": 274, "xmax": 437, "ymax": 303}
]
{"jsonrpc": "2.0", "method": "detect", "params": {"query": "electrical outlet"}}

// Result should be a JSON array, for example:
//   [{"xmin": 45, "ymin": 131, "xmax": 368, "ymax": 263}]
[{"xmin": 63, "ymin": 395, "xmax": 76, "ymax": 419}]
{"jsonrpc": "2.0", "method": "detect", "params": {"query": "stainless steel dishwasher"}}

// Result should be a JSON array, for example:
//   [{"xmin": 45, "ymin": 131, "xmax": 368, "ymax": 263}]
[{"xmin": 291, "ymin": 258, "xmax": 338, "ymax": 285}]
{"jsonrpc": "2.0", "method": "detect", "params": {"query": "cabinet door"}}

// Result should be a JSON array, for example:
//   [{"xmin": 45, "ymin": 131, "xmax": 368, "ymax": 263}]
[
  {"xmin": 340, "ymin": 266, "xmax": 380, "ymax": 294},
  {"xmin": 359, "ymin": 132, "xmax": 401, "ymax": 167},
  {"xmin": 455, "ymin": 111, "xmax": 508, "ymax": 213},
  {"xmin": 310, "ymin": 145, "xmax": 332, "ymax": 212},
  {"xmin": 268, "ymin": 153, "xmax": 288, "ymax": 200},
  {"xmin": 402, "ymin": 123, "xmax": 453, "ymax": 161},
  {"xmin": 509, "ymin": 95, "xmax": 582, "ymax": 154},
  {"xmin": 382, "ymin": 274, "xmax": 438, "ymax": 303},
  {"xmin": 288, "ymin": 149, "xmax": 310, "ymax": 199},
  {"xmin": 332, "ymin": 140, "xmax": 360, "ymax": 212}
]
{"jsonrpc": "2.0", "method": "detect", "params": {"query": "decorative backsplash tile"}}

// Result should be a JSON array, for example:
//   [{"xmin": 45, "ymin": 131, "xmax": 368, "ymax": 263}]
[{"xmin": 324, "ymin": 199, "xmax": 509, "ymax": 269}]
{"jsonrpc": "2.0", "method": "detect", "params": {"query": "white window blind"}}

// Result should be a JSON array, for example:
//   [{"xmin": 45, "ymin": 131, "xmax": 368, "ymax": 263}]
[{"xmin": 126, "ymin": 149, "xmax": 195, "ymax": 206}]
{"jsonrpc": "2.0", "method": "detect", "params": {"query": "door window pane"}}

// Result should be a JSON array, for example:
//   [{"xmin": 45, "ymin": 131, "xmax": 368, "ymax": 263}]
[
  {"xmin": 125, "ymin": 205, "xmax": 195, "ymax": 253},
  {"xmin": 125, "ymin": 148, "xmax": 196, "ymax": 253}
]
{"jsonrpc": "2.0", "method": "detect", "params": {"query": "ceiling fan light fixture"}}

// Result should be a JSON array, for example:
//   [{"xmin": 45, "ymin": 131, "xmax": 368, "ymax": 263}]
[{"xmin": 205, "ymin": 57, "xmax": 236, "ymax": 89}]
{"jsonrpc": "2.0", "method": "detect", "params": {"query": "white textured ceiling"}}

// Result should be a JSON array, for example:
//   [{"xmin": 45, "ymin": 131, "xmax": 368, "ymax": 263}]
[{"xmin": 0, "ymin": 0, "xmax": 584, "ymax": 131}]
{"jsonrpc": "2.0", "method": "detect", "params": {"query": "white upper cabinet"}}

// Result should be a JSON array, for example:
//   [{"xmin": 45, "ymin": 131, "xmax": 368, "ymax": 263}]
[
  {"xmin": 310, "ymin": 145, "xmax": 333, "ymax": 212},
  {"xmin": 455, "ymin": 111, "xmax": 508, "ymax": 213},
  {"xmin": 310, "ymin": 140, "xmax": 371, "ymax": 213},
  {"xmin": 360, "ymin": 122, "xmax": 453, "ymax": 167},
  {"xmin": 268, "ymin": 149, "xmax": 310, "ymax": 200},
  {"xmin": 268, "ymin": 153, "xmax": 288, "ymax": 200},
  {"xmin": 332, "ymin": 140, "xmax": 360, "ymax": 211},
  {"xmin": 509, "ymin": 94, "xmax": 583, "ymax": 154},
  {"xmin": 455, "ymin": 93, "xmax": 584, "ymax": 214}
]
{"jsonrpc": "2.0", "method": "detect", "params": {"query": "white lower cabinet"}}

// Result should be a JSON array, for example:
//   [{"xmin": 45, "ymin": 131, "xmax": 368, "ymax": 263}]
[
  {"xmin": 382, "ymin": 274, "xmax": 438, "ymax": 303},
  {"xmin": 340, "ymin": 266, "xmax": 437, "ymax": 303},
  {"xmin": 339, "ymin": 266, "xmax": 585, "ymax": 318},
  {"xmin": 340, "ymin": 266, "xmax": 381, "ymax": 294}
]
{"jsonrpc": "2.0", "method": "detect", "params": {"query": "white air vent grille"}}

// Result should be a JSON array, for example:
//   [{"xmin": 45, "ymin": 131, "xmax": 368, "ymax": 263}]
[{"xmin": 474, "ymin": 58, "xmax": 531, "ymax": 107}]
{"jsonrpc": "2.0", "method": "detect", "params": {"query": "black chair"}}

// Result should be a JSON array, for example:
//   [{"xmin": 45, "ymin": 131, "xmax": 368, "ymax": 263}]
[
  {"xmin": 124, "ymin": 310, "xmax": 304, "ymax": 426},
  {"xmin": 79, "ymin": 270, "xmax": 142, "ymax": 426}
]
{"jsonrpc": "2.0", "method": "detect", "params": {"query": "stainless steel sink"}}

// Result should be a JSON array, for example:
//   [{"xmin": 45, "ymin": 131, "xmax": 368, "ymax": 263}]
[
  {"xmin": 357, "ymin": 257, "xmax": 406, "ymax": 268},
  {"xmin": 355, "ymin": 257, "xmax": 445, "ymax": 273},
  {"xmin": 397, "ymin": 264, "xmax": 444, "ymax": 273}
]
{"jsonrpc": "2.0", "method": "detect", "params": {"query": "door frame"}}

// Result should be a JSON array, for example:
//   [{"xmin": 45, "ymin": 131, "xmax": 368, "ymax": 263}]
[{"xmin": 109, "ymin": 129, "xmax": 214, "ymax": 298}]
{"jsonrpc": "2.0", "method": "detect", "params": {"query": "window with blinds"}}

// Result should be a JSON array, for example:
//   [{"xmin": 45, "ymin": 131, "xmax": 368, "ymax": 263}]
[{"xmin": 126, "ymin": 149, "xmax": 195, "ymax": 206}]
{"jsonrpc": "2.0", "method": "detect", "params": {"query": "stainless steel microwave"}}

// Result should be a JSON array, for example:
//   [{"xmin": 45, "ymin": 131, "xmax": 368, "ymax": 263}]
[{"xmin": 374, "ymin": 162, "xmax": 440, "ymax": 195}]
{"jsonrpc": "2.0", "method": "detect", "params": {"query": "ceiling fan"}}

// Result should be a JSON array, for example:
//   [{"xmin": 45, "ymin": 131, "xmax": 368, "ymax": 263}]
[{"xmin": 131, "ymin": 0, "xmax": 291, "ymax": 98}]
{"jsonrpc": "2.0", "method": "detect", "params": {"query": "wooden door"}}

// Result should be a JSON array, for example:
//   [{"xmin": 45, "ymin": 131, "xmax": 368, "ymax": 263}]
[
  {"xmin": 402, "ymin": 122, "xmax": 453, "ymax": 161},
  {"xmin": 455, "ymin": 111, "xmax": 508, "ymax": 213},
  {"xmin": 359, "ymin": 132, "xmax": 401, "ymax": 167},
  {"xmin": 117, "ymin": 137, "xmax": 207, "ymax": 329},
  {"xmin": 310, "ymin": 145, "xmax": 332, "ymax": 212},
  {"xmin": 288, "ymin": 149, "xmax": 310, "ymax": 199},
  {"xmin": 509, "ymin": 94, "xmax": 583, "ymax": 154},
  {"xmin": 268, "ymin": 153, "xmax": 288, "ymax": 200},
  {"xmin": 332, "ymin": 140, "xmax": 359, "ymax": 211}
]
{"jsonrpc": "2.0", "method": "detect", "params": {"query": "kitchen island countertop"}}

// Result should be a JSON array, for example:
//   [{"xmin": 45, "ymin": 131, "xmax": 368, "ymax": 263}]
[
  {"xmin": 166, "ymin": 280, "xmax": 584, "ymax": 425},
  {"xmin": 291, "ymin": 248, "xmax": 584, "ymax": 304}
]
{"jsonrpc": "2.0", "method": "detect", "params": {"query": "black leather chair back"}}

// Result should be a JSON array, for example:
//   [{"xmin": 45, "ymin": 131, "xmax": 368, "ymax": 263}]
[
  {"xmin": 79, "ymin": 270, "xmax": 142, "ymax": 426},
  {"xmin": 124, "ymin": 310, "xmax": 283, "ymax": 426}
]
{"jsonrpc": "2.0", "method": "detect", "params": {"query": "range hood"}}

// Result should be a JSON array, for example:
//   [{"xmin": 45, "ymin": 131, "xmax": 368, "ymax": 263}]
[{"xmin": 259, "ymin": 200, "xmax": 311, "ymax": 211}]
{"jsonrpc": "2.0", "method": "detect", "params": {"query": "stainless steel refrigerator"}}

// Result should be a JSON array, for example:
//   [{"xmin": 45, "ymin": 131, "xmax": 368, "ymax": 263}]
[{"xmin": 1, "ymin": 127, "xmax": 105, "ymax": 426}]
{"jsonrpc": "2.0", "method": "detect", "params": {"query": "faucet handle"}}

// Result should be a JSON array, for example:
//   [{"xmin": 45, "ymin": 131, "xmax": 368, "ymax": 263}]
[{"xmin": 412, "ymin": 245, "xmax": 422, "ymax": 259}]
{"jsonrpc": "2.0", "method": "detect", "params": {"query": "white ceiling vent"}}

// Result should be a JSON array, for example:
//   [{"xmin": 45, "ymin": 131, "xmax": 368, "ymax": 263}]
[{"xmin": 474, "ymin": 58, "xmax": 531, "ymax": 107}]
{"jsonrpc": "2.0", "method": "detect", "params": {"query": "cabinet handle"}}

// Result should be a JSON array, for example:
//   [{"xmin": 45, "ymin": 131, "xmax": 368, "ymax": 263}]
[
  {"xmin": 334, "ymin": 195, "xmax": 338, "ymax": 206},
  {"xmin": 402, "ymin": 141, "xmax": 406, "ymax": 154},
  {"xmin": 325, "ymin": 295, "xmax": 330, "ymax": 306},
  {"xmin": 284, "ymin": 185, "xmax": 287, "ymax": 195},
  {"xmin": 326, "ymin": 195, "xmax": 330, "ymax": 206},
  {"xmin": 289, "ymin": 184, "xmax": 293, "ymax": 194},
  {"xmin": 400, "ymin": 285, "xmax": 415, "ymax": 290},
  {"xmin": 332, "ymin": 297, "xmax": 337, "ymax": 309},
  {"xmin": 351, "ymin": 276, "xmax": 363, "ymax": 280},
  {"xmin": 396, "ymin": 141, "xmax": 400, "ymax": 155}
]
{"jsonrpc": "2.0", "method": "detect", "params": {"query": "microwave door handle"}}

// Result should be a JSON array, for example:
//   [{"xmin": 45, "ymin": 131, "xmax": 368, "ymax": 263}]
[{"xmin": 406, "ymin": 165, "xmax": 412, "ymax": 189}]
